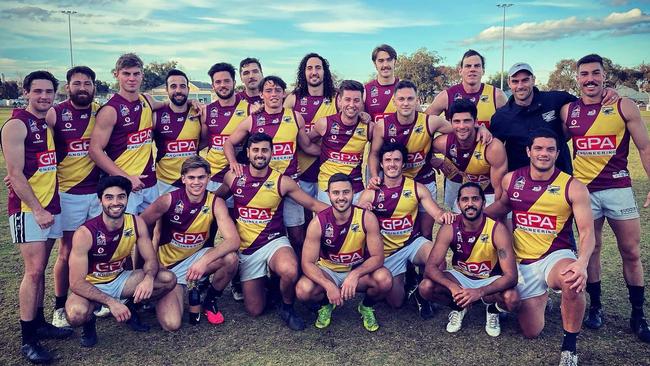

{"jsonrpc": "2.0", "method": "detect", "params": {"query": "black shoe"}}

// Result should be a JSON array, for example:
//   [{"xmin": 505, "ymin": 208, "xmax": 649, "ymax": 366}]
[
  {"xmin": 126, "ymin": 312, "xmax": 150, "ymax": 332},
  {"xmin": 278, "ymin": 307, "xmax": 305, "ymax": 331},
  {"xmin": 584, "ymin": 306, "xmax": 604, "ymax": 329},
  {"xmin": 35, "ymin": 322, "xmax": 73, "ymax": 340},
  {"xmin": 80, "ymin": 317, "xmax": 97, "ymax": 348},
  {"xmin": 413, "ymin": 291, "xmax": 435, "ymax": 320},
  {"xmin": 630, "ymin": 316, "xmax": 650, "ymax": 343},
  {"xmin": 21, "ymin": 342, "xmax": 53, "ymax": 364},
  {"xmin": 189, "ymin": 311, "xmax": 201, "ymax": 325}
]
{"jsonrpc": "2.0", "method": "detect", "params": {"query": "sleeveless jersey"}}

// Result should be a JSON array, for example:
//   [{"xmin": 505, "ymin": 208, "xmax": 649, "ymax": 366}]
[
  {"xmin": 364, "ymin": 78, "xmax": 398, "ymax": 122},
  {"xmin": 382, "ymin": 112, "xmax": 436, "ymax": 184},
  {"xmin": 83, "ymin": 213, "xmax": 138, "ymax": 285},
  {"xmin": 317, "ymin": 206, "xmax": 367, "ymax": 272},
  {"xmin": 205, "ymin": 95, "xmax": 250, "ymax": 183},
  {"xmin": 158, "ymin": 189, "xmax": 216, "ymax": 268},
  {"xmin": 232, "ymin": 167, "xmax": 285, "ymax": 255},
  {"xmin": 445, "ymin": 83, "xmax": 497, "ymax": 128},
  {"xmin": 236, "ymin": 91, "xmax": 262, "ymax": 106},
  {"xmin": 5, "ymin": 109, "xmax": 60, "ymax": 215},
  {"xmin": 372, "ymin": 177, "xmax": 420, "ymax": 257},
  {"xmin": 565, "ymin": 99, "xmax": 631, "ymax": 192},
  {"xmin": 53, "ymin": 100, "xmax": 101, "ymax": 194},
  {"xmin": 294, "ymin": 94, "xmax": 337, "ymax": 182},
  {"xmin": 102, "ymin": 94, "xmax": 156, "ymax": 188},
  {"xmin": 507, "ymin": 167, "xmax": 574, "ymax": 264},
  {"xmin": 154, "ymin": 105, "xmax": 200, "ymax": 186},
  {"xmin": 442, "ymin": 133, "xmax": 493, "ymax": 193},
  {"xmin": 318, "ymin": 113, "xmax": 369, "ymax": 192},
  {"xmin": 250, "ymin": 108, "xmax": 299, "ymax": 179},
  {"xmin": 450, "ymin": 216, "xmax": 500, "ymax": 279}
]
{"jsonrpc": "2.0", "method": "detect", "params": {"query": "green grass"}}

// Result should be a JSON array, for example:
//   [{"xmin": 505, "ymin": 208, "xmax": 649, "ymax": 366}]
[{"xmin": 0, "ymin": 107, "xmax": 649, "ymax": 365}]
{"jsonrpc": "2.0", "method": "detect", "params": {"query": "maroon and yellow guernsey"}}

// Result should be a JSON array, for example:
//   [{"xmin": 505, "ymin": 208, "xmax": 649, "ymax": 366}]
[
  {"xmin": 294, "ymin": 94, "xmax": 337, "ymax": 183},
  {"xmin": 251, "ymin": 108, "xmax": 299, "ymax": 179},
  {"xmin": 507, "ymin": 167, "xmax": 574, "ymax": 264},
  {"xmin": 382, "ymin": 112, "xmax": 436, "ymax": 184},
  {"xmin": 442, "ymin": 133, "xmax": 493, "ymax": 193},
  {"xmin": 449, "ymin": 215, "xmax": 500, "ymax": 279},
  {"xmin": 317, "ymin": 206, "xmax": 367, "ymax": 272},
  {"xmin": 102, "ymin": 94, "xmax": 156, "ymax": 188},
  {"xmin": 445, "ymin": 83, "xmax": 497, "ymax": 128},
  {"xmin": 53, "ymin": 100, "xmax": 101, "ymax": 194},
  {"xmin": 158, "ymin": 189, "xmax": 215, "ymax": 268},
  {"xmin": 371, "ymin": 177, "xmax": 420, "ymax": 257},
  {"xmin": 154, "ymin": 105, "xmax": 200, "ymax": 187},
  {"xmin": 83, "ymin": 213, "xmax": 138, "ymax": 285},
  {"xmin": 5, "ymin": 109, "xmax": 60, "ymax": 215},
  {"xmin": 205, "ymin": 95, "xmax": 250, "ymax": 183},
  {"xmin": 565, "ymin": 99, "xmax": 631, "ymax": 192},
  {"xmin": 364, "ymin": 78, "xmax": 398, "ymax": 123},
  {"xmin": 231, "ymin": 166, "xmax": 285, "ymax": 255}
]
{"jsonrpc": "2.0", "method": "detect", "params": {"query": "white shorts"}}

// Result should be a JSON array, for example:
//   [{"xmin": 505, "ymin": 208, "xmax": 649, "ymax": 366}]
[
  {"xmin": 60, "ymin": 192, "xmax": 102, "ymax": 232},
  {"xmin": 95, "ymin": 270, "xmax": 132, "ymax": 299},
  {"xmin": 283, "ymin": 196, "xmax": 305, "ymax": 227},
  {"xmin": 590, "ymin": 187, "xmax": 639, "ymax": 220},
  {"xmin": 384, "ymin": 236, "xmax": 430, "ymax": 276},
  {"xmin": 157, "ymin": 180, "xmax": 180, "ymax": 196},
  {"xmin": 126, "ymin": 185, "xmax": 159, "ymax": 215},
  {"xmin": 447, "ymin": 269, "xmax": 500, "ymax": 289},
  {"xmin": 9, "ymin": 212, "xmax": 63, "ymax": 243},
  {"xmin": 170, "ymin": 247, "xmax": 210, "ymax": 286},
  {"xmin": 318, "ymin": 265, "xmax": 351, "ymax": 288},
  {"xmin": 238, "ymin": 236, "xmax": 292, "ymax": 282},
  {"xmin": 516, "ymin": 249, "xmax": 577, "ymax": 300},
  {"xmin": 444, "ymin": 179, "xmax": 495, "ymax": 213},
  {"xmin": 316, "ymin": 190, "xmax": 361, "ymax": 205},
  {"xmin": 299, "ymin": 180, "xmax": 318, "ymax": 198},
  {"xmin": 419, "ymin": 181, "xmax": 438, "ymax": 213}
]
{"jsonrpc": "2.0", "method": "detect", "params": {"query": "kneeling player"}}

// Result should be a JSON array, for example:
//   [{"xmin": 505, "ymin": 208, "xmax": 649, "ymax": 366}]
[
  {"xmin": 296, "ymin": 174, "xmax": 392, "ymax": 331},
  {"xmin": 141, "ymin": 156, "xmax": 240, "ymax": 329},
  {"xmin": 65, "ymin": 176, "xmax": 177, "ymax": 347},
  {"xmin": 420, "ymin": 182, "xmax": 518, "ymax": 337}
]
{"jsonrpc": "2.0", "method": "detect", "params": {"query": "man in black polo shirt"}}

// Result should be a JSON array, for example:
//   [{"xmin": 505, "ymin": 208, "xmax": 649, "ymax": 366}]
[{"xmin": 490, "ymin": 62, "xmax": 617, "ymax": 174}]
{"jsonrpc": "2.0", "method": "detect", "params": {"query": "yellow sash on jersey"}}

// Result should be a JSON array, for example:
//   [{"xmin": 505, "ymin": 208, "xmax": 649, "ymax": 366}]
[
  {"xmin": 237, "ymin": 170, "xmax": 283, "ymax": 251},
  {"xmin": 454, "ymin": 217, "xmax": 498, "ymax": 279},
  {"xmin": 87, "ymin": 214, "xmax": 137, "ymax": 284},
  {"xmin": 318, "ymin": 122, "xmax": 369, "ymax": 191},
  {"xmin": 444, "ymin": 140, "xmax": 491, "ymax": 190},
  {"xmin": 381, "ymin": 178, "xmax": 419, "ymax": 257},
  {"xmin": 156, "ymin": 108, "xmax": 201, "ymax": 184},
  {"xmin": 58, "ymin": 102, "xmax": 99, "ymax": 193},
  {"xmin": 318, "ymin": 207, "xmax": 367, "ymax": 272},
  {"xmin": 114, "ymin": 95, "xmax": 154, "ymax": 177},
  {"xmin": 297, "ymin": 98, "xmax": 337, "ymax": 177},
  {"xmin": 24, "ymin": 125, "xmax": 57, "ymax": 212},
  {"xmin": 476, "ymin": 84, "xmax": 496, "ymax": 128},
  {"xmin": 205, "ymin": 98, "xmax": 249, "ymax": 177},
  {"xmin": 268, "ymin": 108, "xmax": 299, "ymax": 175},
  {"xmin": 403, "ymin": 112, "xmax": 432, "ymax": 179}
]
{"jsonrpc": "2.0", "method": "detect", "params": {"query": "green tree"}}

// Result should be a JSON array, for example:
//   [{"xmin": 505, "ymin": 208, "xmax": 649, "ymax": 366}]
[
  {"xmin": 142, "ymin": 60, "xmax": 179, "ymax": 91},
  {"xmin": 95, "ymin": 79, "xmax": 111, "ymax": 94},
  {"xmin": 547, "ymin": 59, "xmax": 578, "ymax": 95},
  {"xmin": 0, "ymin": 80, "xmax": 20, "ymax": 99},
  {"xmin": 432, "ymin": 65, "xmax": 460, "ymax": 92},
  {"xmin": 485, "ymin": 72, "xmax": 510, "ymax": 92},
  {"xmin": 394, "ymin": 48, "xmax": 443, "ymax": 103}
]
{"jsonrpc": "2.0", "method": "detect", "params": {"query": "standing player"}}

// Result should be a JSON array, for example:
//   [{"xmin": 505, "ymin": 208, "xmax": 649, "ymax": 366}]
[
  {"xmin": 1, "ymin": 71, "xmax": 72, "ymax": 363},
  {"xmin": 431, "ymin": 99, "xmax": 507, "ymax": 211},
  {"xmin": 425, "ymin": 49, "xmax": 507, "ymax": 127},
  {"xmin": 485, "ymin": 129, "xmax": 595, "ymax": 365},
  {"xmin": 203, "ymin": 62, "xmax": 253, "ymax": 192},
  {"xmin": 217, "ymin": 133, "xmax": 329, "ymax": 330},
  {"xmin": 419, "ymin": 182, "xmax": 519, "ymax": 337},
  {"xmin": 141, "ymin": 156, "xmax": 240, "ymax": 329},
  {"xmin": 357, "ymin": 143, "xmax": 452, "ymax": 318},
  {"xmin": 48, "ymin": 66, "xmax": 102, "ymax": 328},
  {"xmin": 364, "ymin": 44, "xmax": 399, "ymax": 123},
  {"xmin": 223, "ymin": 76, "xmax": 320, "ymax": 253},
  {"xmin": 65, "ymin": 176, "xmax": 177, "ymax": 347},
  {"xmin": 296, "ymin": 174, "xmax": 392, "ymax": 331},
  {"xmin": 154, "ymin": 69, "xmax": 201, "ymax": 195},
  {"xmin": 560, "ymin": 54, "xmax": 650, "ymax": 341},
  {"xmin": 306, "ymin": 80, "xmax": 369, "ymax": 203},
  {"xmin": 237, "ymin": 58, "xmax": 264, "ymax": 106}
]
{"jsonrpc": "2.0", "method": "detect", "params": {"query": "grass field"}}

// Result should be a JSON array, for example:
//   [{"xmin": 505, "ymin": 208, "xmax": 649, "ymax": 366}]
[{"xmin": 0, "ymin": 107, "xmax": 649, "ymax": 365}]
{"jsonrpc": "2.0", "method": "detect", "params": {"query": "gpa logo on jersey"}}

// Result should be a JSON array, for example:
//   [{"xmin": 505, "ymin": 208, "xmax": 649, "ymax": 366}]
[
  {"xmin": 480, "ymin": 95, "xmax": 489, "ymax": 103},
  {"xmin": 94, "ymin": 258, "xmax": 126, "ymax": 274},
  {"xmin": 127, "ymin": 128, "xmax": 152, "ymax": 146},
  {"xmin": 211, "ymin": 134, "xmax": 229, "ymax": 148},
  {"xmin": 272, "ymin": 142, "xmax": 295, "ymax": 158},
  {"xmin": 167, "ymin": 139, "xmax": 197, "ymax": 153},
  {"xmin": 380, "ymin": 215, "xmax": 413, "ymax": 232},
  {"xmin": 238, "ymin": 207, "xmax": 272, "ymax": 221},
  {"xmin": 514, "ymin": 211, "xmax": 557, "ymax": 233},
  {"xmin": 37, "ymin": 150, "xmax": 57, "ymax": 169},
  {"xmin": 456, "ymin": 260, "xmax": 491, "ymax": 277},
  {"xmin": 328, "ymin": 151, "xmax": 361, "ymax": 165},
  {"xmin": 171, "ymin": 232, "xmax": 207, "ymax": 248},
  {"xmin": 119, "ymin": 104, "xmax": 129, "ymax": 117},
  {"xmin": 68, "ymin": 138, "xmax": 91, "ymax": 153},
  {"xmin": 574, "ymin": 135, "xmax": 616, "ymax": 154},
  {"xmin": 124, "ymin": 228, "xmax": 134, "ymax": 238},
  {"xmin": 405, "ymin": 150, "xmax": 425, "ymax": 168},
  {"xmin": 328, "ymin": 248, "xmax": 364, "ymax": 265}
]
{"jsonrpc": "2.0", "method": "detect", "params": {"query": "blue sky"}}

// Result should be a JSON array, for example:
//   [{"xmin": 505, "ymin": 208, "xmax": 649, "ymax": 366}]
[{"xmin": 0, "ymin": 0, "xmax": 648, "ymax": 88}]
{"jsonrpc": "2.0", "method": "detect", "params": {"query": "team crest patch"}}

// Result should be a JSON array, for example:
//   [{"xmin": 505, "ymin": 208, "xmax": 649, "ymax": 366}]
[
  {"xmin": 414, "ymin": 125, "xmax": 424, "ymax": 134},
  {"xmin": 124, "ymin": 228, "xmax": 134, "ymax": 237},
  {"xmin": 300, "ymin": 97, "xmax": 308, "ymax": 106},
  {"xmin": 355, "ymin": 128, "xmax": 364, "ymax": 136},
  {"xmin": 119, "ymin": 104, "xmax": 129, "ymax": 117},
  {"xmin": 571, "ymin": 106, "xmax": 581, "ymax": 118},
  {"xmin": 235, "ymin": 109, "xmax": 244, "ymax": 116},
  {"xmin": 324, "ymin": 98, "xmax": 331, "ymax": 105},
  {"xmin": 403, "ymin": 190, "xmax": 413, "ymax": 198},
  {"xmin": 454, "ymin": 92, "xmax": 462, "ymax": 100},
  {"xmin": 257, "ymin": 116, "xmax": 266, "ymax": 126},
  {"xmin": 201, "ymin": 205, "xmax": 210, "ymax": 214},
  {"xmin": 324, "ymin": 223, "xmax": 334, "ymax": 238},
  {"xmin": 96, "ymin": 231, "xmax": 106, "ymax": 246},
  {"xmin": 602, "ymin": 106, "xmax": 614, "ymax": 115},
  {"xmin": 377, "ymin": 190, "xmax": 385, "ymax": 203},
  {"xmin": 210, "ymin": 107, "xmax": 218, "ymax": 118},
  {"xmin": 351, "ymin": 224, "xmax": 360, "ymax": 232},
  {"xmin": 514, "ymin": 176, "xmax": 525, "ymax": 190},
  {"xmin": 28, "ymin": 119, "xmax": 39, "ymax": 132},
  {"xmin": 174, "ymin": 200, "xmax": 184, "ymax": 214},
  {"xmin": 370, "ymin": 86, "xmax": 378, "ymax": 97},
  {"xmin": 479, "ymin": 234, "xmax": 489, "ymax": 242},
  {"xmin": 283, "ymin": 116, "xmax": 292, "ymax": 123},
  {"xmin": 388, "ymin": 124, "xmax": 397, "ymax": 137},
  {"xmin": 473, "ymin": 151, "xmax": 483, "ymax": 160},
  {"xmin": 480, "ymin": 95, "xmax": 489, "ymax": 102},
  {"xmin": 237, "ymin": 176, "xmax": 246, "ymax": 187},
  {"xmin": 62, "ymin": 109, "xmax": 73, "ymax": 122},
  {"xmin": 161, "ymin": 112, "xmax": 171, "ymax": 124},
  {"xmin": 330, "ymin": 122, "xmax": 340, "ymax": 135},
  {"xmin": 263, "ymin": 181, "xmax": 275, "ymax": 189},
  {"xmin": 541, "ymin": 110, "xmax": 556, "ymax": 122},
  {"xmin": 546, "ymin": 185, "xmax": 560, "ymax": 195}
]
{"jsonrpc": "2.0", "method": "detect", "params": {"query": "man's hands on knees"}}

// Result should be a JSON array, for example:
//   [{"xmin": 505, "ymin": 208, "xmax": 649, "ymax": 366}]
[
  {"xmin": 133, "ymin": 275, "xmax": 154, "ymax": 303},
  {"xmin": 561, "ymin": 260, "xmax": 588, "ymax": 293},
  {"xmin": 108, "ymin": 300, "xmax": 131, "ymax": 322}
]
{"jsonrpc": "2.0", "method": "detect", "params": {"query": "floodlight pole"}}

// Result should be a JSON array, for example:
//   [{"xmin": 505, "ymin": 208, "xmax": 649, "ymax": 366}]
[
  {"xmin": 497, "ymin": 4, "xmax": 513, "ymax": 90},
  {"xmin": 61, "ymin": 10, "xmax": 77, "ymax": 68}
]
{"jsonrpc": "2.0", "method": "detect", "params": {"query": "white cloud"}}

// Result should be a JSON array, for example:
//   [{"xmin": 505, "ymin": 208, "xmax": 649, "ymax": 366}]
[{"xmin": 197, "ymin": 17, "xmax": 248, "ymax": 25}]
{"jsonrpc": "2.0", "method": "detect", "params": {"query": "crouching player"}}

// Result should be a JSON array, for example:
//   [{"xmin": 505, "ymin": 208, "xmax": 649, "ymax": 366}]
[
  {"xmin": 65, "ymin": 176, "xmax": 176, "ymax": 347},
  {"xmin": 296, "ymin": 173, "xmax": 392, "ymax": 331},
  {"xmin": 141, "ymin": 156, "xmax": 240, "ymax": 329},
  {"xmin": 419, "ymin": 182, "xmax": 519, "ymax": 337}
]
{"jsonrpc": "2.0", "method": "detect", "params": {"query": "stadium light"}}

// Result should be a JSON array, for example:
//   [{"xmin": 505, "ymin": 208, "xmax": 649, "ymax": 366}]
[
  {"xmin": 61, "ymin": 10, "xmax": 77, "ymax": 68},
  {"xmin": 497, "ymin": 4, "xmax": 513, "ymax": 90}
]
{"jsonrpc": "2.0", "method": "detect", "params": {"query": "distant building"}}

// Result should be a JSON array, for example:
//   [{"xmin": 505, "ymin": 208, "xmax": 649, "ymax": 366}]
[
  {"xmin": 616, "ymin": 85, "xmax": 649, "ymax": 108},
  {"xmin": 148, "ymin": 80, "xmax": 215, "ymax": 103}
]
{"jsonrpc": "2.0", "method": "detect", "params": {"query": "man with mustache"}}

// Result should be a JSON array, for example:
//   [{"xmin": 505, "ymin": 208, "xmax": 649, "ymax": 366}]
[
  {"xmin": 217, "ymin": 133, "xmax": 329, "ymax": 331},
  {"xmin": 419, "ymin": 182, "xmax": 518, "ymax": 337},
  {"xmin": 2, "ymin": 70, "xmax": 72, "ymax": 363},
  {"xmin": 154, "ymin": 69, "xmax": 201, "ymax": 195},
  {"xmin": 237, "ymin": 58, "xmax": 264, "ymax": 106},
  {"xmin": 559, "ymin": 54, "xmax": 650, "ymax": 342},
  {"xmin": 365, "ymin": 44, "xmax": 399, "ymax": 123},
  {"xmin": 46, "ymin": 66, "xmax": 103, "ymax": 329},
  {"xmin": 425, "ymin": 49, "xmax": 508, "ymax": 128},
  {"xmin": 296, "ymin": 173, "xmax": 391, "ymax": 331},
  {"xmin": 486, "ymin": 129, "xmax": 596, "ymax": 366}
]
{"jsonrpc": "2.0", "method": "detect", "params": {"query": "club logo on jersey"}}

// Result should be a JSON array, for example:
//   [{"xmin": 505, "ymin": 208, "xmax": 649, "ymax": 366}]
[
  {"xmin": 201, "ymin": 205, "xmax": 210, "ymax": 214},
  {"xmin": 388, "ymin": 124, "xmax": 397, "ymax": 137},
  {"xmin": 370, "ymin": 86, "xmax": 378, "ymax": 98},
  {"xmin": 454, "ymin": 92, "xmax": 462, "ymax": 101},
  {"xmin": 235, "ymin": 109, "xmax": 245, "ymax": 116},
  {"xmin": 37, "ymin": 150, "xmax": 57, "ymax": 171},
  {"xmin": 542, "ymin": 110, "xmax": 556, "ymax": 122},
  {"xmin": 414, "ymin": 125, "xmax": 424, "ymax": 134},
  {"xmin": 96, "ymin": 231, "xmax": 106, "ymax": 246},
  {"xmin": 403, "ymin": 190, "xmax": 413, "ymax": 198},
  {"xmin": 612, "ymin": 169, "xmax": 630, "ymax": 179},
  {"xmin": 480, "ymin": 234, "xmax": 489, "ymax": 242},
  {"xmin": 160, "ymin": 112, "xmax": 171, "ymax": 124},
  {"xmin": 119, "ymin": 104, "xmax": 129, "ymax": 117},
  {"xmin": 283, "ymin": 116, "xmax": 292, "ymax": 123},
  {"xmin": 62, "ymin": 109, "xmax": 73, "ymax": 122},
  {"xmin": 263, "ymin": 181, "xmax": 275, "ymax": 190},
  {"xmin": 480, "ymin": 95, "xmax": 489, "ymax": 103},
  {"xmin": 166, "ymin": 139, "xmax": 197, "ymax": 154},
  {"xmin": 94, "ymin": 258, "xmax": 126, "ymax": 275},
  {"xmin": 124, "ymin": 228, "xmax": 134, "ymax": 237},
  {"xmin": 328, "ymin": 248, "xmax": 364, "ymax": 265},
  {"xmin": 405, "ymin": 150, "xmax": 426, "ymax": 169},
  {"xmin": 377, "ymin": 190, "xmax": 385, "ymax": 203},
  {"xmin": 272, "ymin": 142, "xmax": 295, "ymax": 160},
  {"xmin": 456, "ymin": 260, "xmax": 492, "ymax": 278},
  {"xmin": 514, "ymin": 176, "xmax": 525, "ymax": 190},
  {"xmin": 126, "ymin": 128, "xmax": 152, "ymax": 148},
  {"xmin": 327, "ymin": 151, "xmax": 361, "ymax": 165},
  {"xmin": 67, "ymin": 138, "xmax": 91, "ymax": 157},
  {"xmin": 210, "ymin": 107, "xmax": 218, "ymax": 118},
  {"xmin": 351, "ymin": 223, "xmax": 360, "ymax": 232},
  {"xmin": 330, "ymin": 122, "xmax": 340, "ymax": 135},
  {"xmin": 514, "ymin": 211, "xmax": 557, "ymax": 234},
  {"xmin": 601, "ymin": 106, "xmax": 614, "ymax": 115},
  {"xmin": 574, "ymin": 135, "xmax": 616, "ymax": 156},
  {"xmin": 355, "ymin": 127, "xmax": 365, "ymax": 136},
  {"xmin": 256, "ymin": 116, "xmax": 266, "ymax": 126},
  {"xmin": 238, "ymin": 206, "xmax": 272, "ymax": 223},
  {"xmin": 546, "ymin": 185, "xmax": 560, "ymax": 195},
  {"xmin": 473, "ymin": 151, "xmax": 483, "ymax": 160},
  {"xmin": 174, "ymin": 200, "xmax": 184, "ymax": 214},
  {"xmin": 571, "ymin": 106, "xmax": 581, "ymax": 118},
  {"xmin": 171, "ymin": 231, "xmax": 207, "ymax": 248},
  {"xmin": 324, "ymin": 98, "xmax": 331, "ymax": 105},
  {"xmin": 300, "ymin": 97, "xmax": 308, "ymax": 106},
  {"xmin": 324, "ymin": 223, "xmax": 334, "ymax": 238},
  {"xmin": 28, "ymin": 119, "xmax": 40, "ymax": 133},
  {"xmin": 379, "ymin": 215, "xmax": 414, "ymax": 235}
]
